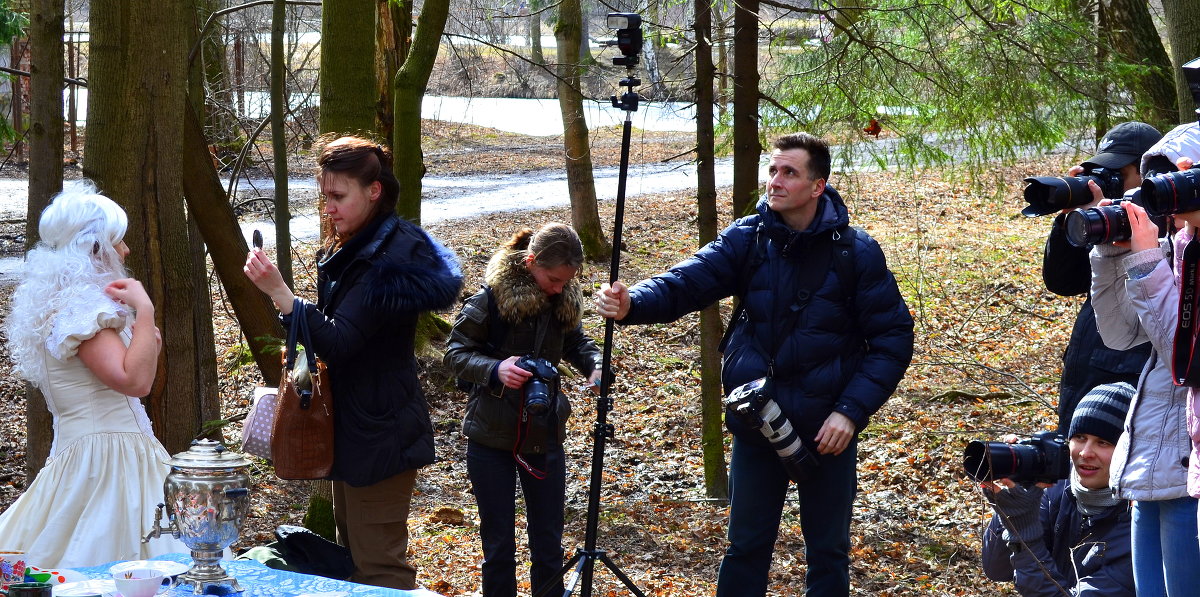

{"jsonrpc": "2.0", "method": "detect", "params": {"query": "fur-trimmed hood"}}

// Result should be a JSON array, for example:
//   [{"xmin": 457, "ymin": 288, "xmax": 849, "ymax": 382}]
[{"xmin": 484, "ymin": 244, "xmax": 582, "ymax": 329}]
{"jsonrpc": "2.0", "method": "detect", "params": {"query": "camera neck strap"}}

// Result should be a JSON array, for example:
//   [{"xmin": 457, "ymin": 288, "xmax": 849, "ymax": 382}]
[
  {"xmin": 1173, "ymin": 235, "xmax": 1200, "ymax": 386},
  {"xmin": 761, "ymin": 233, "xmax": 838, "ymax": 375},
  {"xmin": 513, "ymin": 308, "xmax": 554, "ymax": 479}
]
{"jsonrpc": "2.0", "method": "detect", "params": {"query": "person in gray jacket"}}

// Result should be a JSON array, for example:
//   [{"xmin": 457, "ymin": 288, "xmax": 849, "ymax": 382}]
[
  {"xmin": 981, "ymin": 382, "xmax": 1134, "ymax": 596},
  {"xmin": 1088, "ymin": 142, "xmax": 1200, "ymax": 595},
  {"xmin": 444, "ymin": 223, "xmax": 602, "ymax": 597}
]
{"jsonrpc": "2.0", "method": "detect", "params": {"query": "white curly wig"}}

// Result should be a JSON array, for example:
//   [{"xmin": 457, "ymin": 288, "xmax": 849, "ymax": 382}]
[{"xmin": 5, "ymin": 180, "xmax": 130, "ymax": 387}]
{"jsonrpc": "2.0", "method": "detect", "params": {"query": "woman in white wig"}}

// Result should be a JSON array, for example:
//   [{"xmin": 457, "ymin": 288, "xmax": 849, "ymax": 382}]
[{"xmin": 0, "ymin": 180, "xmax": 185, "ymax": 567}]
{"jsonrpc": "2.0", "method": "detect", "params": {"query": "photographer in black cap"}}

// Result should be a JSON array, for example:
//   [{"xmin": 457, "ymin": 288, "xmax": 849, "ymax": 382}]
[{"xmin": 1041, "ymin": 121, "xmax": 1161, "ymax": 433}]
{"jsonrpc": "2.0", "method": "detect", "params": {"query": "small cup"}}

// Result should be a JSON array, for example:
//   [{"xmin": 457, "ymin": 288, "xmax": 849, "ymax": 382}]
[
  {"xmin": 0, "ymin": 551, "xmax": 27, "ymax": 590},
  {"xmin": 2, "ymin": 582, "xmax": 51, "ymax": 597},
  {"xmin": 112, "ymin": 568, "xmax": 174, "ymax": 597}
]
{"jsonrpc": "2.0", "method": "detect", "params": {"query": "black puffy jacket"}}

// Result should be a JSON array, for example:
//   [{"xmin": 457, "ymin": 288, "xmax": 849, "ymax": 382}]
[
  {"xmin": 288, "ymin": 212, "xmax": 462, "ymax": 487},
  {"xmin": 622, "ymin": 191, "xmax": 913, "ymax": 443}
]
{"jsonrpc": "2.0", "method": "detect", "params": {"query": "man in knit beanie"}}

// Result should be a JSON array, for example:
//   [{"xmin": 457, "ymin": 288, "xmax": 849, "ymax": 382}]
[{"xmin": 980, "ymin": 382, "xmax": 1134, "ymax": 596}]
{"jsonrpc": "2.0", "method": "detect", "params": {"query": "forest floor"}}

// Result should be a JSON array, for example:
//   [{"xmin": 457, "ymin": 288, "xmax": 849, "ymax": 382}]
[{"xmin": 0, "ymin": 122, "xmax": 1090, "ymax": 596}]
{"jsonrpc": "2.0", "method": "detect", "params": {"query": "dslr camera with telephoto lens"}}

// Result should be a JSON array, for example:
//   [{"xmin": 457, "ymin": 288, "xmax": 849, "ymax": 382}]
[
  {"xmin": 515, "ymin": 356, "xmax": 559, "ymax": 416},
  {"xmin": 962, "ymin": 431, "xmax": 1070, "ymax": 486},
  {"xmin": 1021, "ymin": 166, "xmax": 1127, "ymax": 217},
  {"xmin": 1062, "ymin": 190, "xmax": 1170, "ymax": 247},
  {"xmin": 1140, "ymin": 56, "xmax": 1200, "ymax": 219},
  {"xmin": 724, "ymin": 377, "xmax": 819, "ymax": 483}
]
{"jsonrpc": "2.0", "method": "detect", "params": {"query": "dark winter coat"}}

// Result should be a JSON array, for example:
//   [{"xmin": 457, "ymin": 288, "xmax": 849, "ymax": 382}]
[
  {"xmin": 443, "ymin": 244, "xmax": 601, "ymax": 453},
  {"xmin": 288, "ymin": 212, "xmax": 463, "ymax": 487},
  {"xmin": 981, "ymin": 481, "xmax": 1134, "ymax": 596},
  {"xmin": 1042, "ymin": 214, "xmax": 1149, "ymax": 433},
  {"xmin": 621, "ymin": 191, "xmax": 914, "ymax": 443}
]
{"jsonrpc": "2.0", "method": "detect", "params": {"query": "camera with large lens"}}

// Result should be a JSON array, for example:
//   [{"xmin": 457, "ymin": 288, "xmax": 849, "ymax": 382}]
[
  {"xmin": 1140, "ymin": 166, "xmax": 1200, "ymax": 217},
  {"xmin": 724, "ymin": 377, "xmax": 819, "ymax": 483},
  {"xmin": 1064, "ymin": 189, "xmax": 1172, "ymax": 247},
  {"xmin": 962, "ymin": 431, "xmax": 1070, "ymax": 486},
  {"xmin": 515, "ymin": 356, "xmax": 560, "ymax": 416},
  {"xmin": 1022, "ymin": 166, "xmax": 1127, "ymax": 217}
]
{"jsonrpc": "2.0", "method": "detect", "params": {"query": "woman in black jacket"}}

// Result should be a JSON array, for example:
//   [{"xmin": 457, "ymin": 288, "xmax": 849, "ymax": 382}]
[
  {"xmin": 244, "ymin": 136, "xmax": 462, "ymax": 589},
  {"xmin": 444, "ymin": 223, "xmax": 602, "ymax": 597}
]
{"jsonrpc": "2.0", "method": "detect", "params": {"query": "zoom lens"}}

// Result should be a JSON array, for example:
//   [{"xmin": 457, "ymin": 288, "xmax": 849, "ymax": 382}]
[{"xmin": 1064, "ymin": 205, "xmax": 1131, "ymax": 247}]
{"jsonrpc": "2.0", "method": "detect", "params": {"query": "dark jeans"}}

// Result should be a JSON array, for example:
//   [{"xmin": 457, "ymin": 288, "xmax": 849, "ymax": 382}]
[
  {"xmin": 716, "ymin": 435, "xmax": 858, "ymax": 597},
  {"xmin": 467, "ymin": 440, "xmax": 566, "ymax": 597}
]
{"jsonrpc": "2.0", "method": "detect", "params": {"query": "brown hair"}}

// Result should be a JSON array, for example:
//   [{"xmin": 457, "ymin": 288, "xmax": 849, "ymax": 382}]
[
  {"xmin": 504, "ymin": 222, "xmax": 584, "ymax": 271},
  {"xmin": 773, "ymin": 132, "xmax": 831, "ymax": 181},
  {"xmin": 316, "ymin": 135, "xmax": 400, "ymax": 219}
]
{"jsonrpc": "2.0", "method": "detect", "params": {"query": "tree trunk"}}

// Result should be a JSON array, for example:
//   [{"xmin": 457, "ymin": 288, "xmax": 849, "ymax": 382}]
[
  {"xmin": 1102, "ymin": 0, "xmax": 1177, "ymax": 132},
  {"xmin": 375, "ymin": 0, "xmax": 405, "ymax": 141},
  {"xmin": 716, "ymin": 8, "xmax": 728, "ymax": 119},
  {"xmin": 181, "ymin": 105, "xmax": 284, "ymax": 386},
  {"xmin": 641, "ymin": 36, "xmax": 666, "ymax": 100},
  {"xmin": 86, "ymin": 0, "xmax": 218, "ymax": 454},
  {"xmin": 731, "ymin": 0, "xmax": 760, "ymax": 218},
  {"xmin": 554, "ymin": 0, "xmax": 608, "ymax": 260},
  {"xmin": 576, "ymin": 3, "xmax": 594, "ymax": 66},
  {"xmin": 271, "ymin": 0, "xmax": 293, "ymax": 287},
  {"xmin": 198, "ymin": 0, "xmax": 237, "ymax": 146},
  {"xmin": 393, "ymin": 0, "xmax": 450, "ymax": 223},
  {"xmin": 1092, "ymin": 0, "xmax": 1110, "ymax": 140},
  {"xmin": 24, "ymin": 0, "xmax": 65, "ymax": 480},
  {"xmin": 530, "ymin": 11, "xmax": 543, "ymax": 65},
  {"xmin": 320, "ymin": 0, "xmax": 377, "ymax": 136},
  {"xmin": 694, "ymin": 0, "xmax": 728, "ymax": 501},
  {"xmin": 1161, "ymin": 0, "xmax": 1200, "ymax": 122}
]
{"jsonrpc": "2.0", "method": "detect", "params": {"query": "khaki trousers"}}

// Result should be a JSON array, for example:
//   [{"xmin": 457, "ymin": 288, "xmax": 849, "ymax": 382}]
[{"xmin": 333, "ymin": 468, "xmax": 419, "ymax": 590}]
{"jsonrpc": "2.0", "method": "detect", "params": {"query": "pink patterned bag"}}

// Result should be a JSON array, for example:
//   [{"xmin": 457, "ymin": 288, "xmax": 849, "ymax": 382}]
[{"xmin": 240, "ymin": 386, "xmax": 279, "ymax": 459}]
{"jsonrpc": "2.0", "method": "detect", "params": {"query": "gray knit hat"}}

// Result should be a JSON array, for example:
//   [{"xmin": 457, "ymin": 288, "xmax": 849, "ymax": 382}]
[{"xmin": 1068, "ymin": 382, "xmax": 1134, "ymax": 444}]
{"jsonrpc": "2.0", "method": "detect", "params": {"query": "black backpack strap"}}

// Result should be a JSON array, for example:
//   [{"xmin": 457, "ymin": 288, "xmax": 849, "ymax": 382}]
[
  {"xmin": 482, "ymin": 285, "xmax": 506, "ymax": 354},
  {"xmin": 719, "ymin": 223, "xmax": 766, "ymax": 353},
  {"xmin": 832, "ymin": 226, "xmax": 857, "ymax": 310}
]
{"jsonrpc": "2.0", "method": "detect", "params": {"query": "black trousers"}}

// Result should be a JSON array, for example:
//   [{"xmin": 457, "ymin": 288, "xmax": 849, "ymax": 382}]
[{"xmin": 467, "ymin": 440, "xmax": 566, "ymax": 597}]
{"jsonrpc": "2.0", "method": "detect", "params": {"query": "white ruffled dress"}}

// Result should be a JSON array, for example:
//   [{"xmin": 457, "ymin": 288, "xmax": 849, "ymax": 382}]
[{"xmin": 0, "ymin": 295, "xmax": 187, "ymax": 568}]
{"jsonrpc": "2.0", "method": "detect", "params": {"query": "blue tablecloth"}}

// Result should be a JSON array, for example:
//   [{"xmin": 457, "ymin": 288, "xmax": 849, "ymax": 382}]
[{"xmin": 74, "ymin": 553, "xmax": 442, "ymax": 597}]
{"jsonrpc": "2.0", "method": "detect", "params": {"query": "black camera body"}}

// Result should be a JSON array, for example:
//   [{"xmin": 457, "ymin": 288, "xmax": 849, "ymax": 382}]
[
  {"xmin": 1063, "ymin": 189, "xmax": 1170, "ymax": 247},
  {"xmin": 963, "ymin": 431, "xmax": 1071, "ymax": 486},
  {"xmin": 724, "ymin": 377, "xmax": 819, "ymax": 483},
  {"xmin": 1141, "ymin": 166, "xmax": 1200, "ymax": 217},
  {"xmin": 1022, "ymin": 166, "xmax": 1127, "ymax": 217},
  {"xmin": 515, "ymin": 356, "xmax": 560, "ymax": 416},
  {"xmin": 1141, "ymin": 57, "xmax": 1200, "ymax": 218}
]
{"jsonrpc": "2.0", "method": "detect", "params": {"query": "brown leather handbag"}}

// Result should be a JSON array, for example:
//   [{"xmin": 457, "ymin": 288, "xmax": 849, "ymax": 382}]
[{"xmin": 270, "ymin": 299, "xmax": 335, "ymax": 480}]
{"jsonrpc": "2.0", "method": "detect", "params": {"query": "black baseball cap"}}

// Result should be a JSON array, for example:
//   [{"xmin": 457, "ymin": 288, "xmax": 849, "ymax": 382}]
[{"xmin": 1082, "ymin": 122, "xmax": 1163, "ymax": 170}]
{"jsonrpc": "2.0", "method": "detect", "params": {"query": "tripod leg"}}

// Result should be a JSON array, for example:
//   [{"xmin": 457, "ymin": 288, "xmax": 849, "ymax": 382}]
[
  {"xmin": 597, "ymin": 552, "xmax": 648, "ymax": 597},
  {"xmin": 534, "ymin": 551, "xmax": 582, "ymax": 597},
  {"xmin": 562, "ymin": 552, "xmax": 594, "ymax": 597}
]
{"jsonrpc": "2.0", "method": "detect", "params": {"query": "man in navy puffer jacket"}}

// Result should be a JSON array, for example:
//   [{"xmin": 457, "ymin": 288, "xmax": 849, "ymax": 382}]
[{"xmin": 597, "ymin": 132, "xmax": 914, "ymax": 596}]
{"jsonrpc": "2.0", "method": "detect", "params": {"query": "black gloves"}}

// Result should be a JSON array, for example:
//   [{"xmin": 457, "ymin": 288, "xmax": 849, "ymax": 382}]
[{"xmin": 988, "ymin": 484, "xmax": 1045, "ymax": 544}]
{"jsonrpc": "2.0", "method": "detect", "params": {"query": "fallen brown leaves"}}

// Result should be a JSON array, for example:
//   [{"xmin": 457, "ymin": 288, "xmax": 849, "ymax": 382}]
[{"xmin": 0, "ymin": 130, "xmax": 1085, "ymax": 596}]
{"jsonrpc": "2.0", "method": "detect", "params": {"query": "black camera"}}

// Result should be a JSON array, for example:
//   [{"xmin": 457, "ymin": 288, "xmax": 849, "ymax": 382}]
[
  {"xmin": 515, "ymin": 356, "xmax": 560, "ymax": 416},
  {"xmin": 1141, "ymin": 56, "xmax": 1200, "ymax": 217},
  {"xmin": 724, "ymin": 377, "xmax": 819, "ymax": 483},
  {"xmin": 962, "ymin": 431, "xmax": 1070, "ymax": 486},
  {"xmin": 1140, "ymin": 166, "xmax": 1200, "ymax": 217},
  {"xmin": 1062, "ymin": 189, "xmax": 1171, "ymax": 247},
  {"xmin": 1022, "ymin": 166, "xmax": 1127, "ymax": 217}
]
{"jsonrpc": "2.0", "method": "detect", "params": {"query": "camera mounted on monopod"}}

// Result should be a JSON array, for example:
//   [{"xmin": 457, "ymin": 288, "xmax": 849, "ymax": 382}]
[{"xmin": 605, "ymin": 13, "xmax": 642, "ymax": 112}]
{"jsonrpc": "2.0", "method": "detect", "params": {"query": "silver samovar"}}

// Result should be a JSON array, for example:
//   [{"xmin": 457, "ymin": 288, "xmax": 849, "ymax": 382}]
[{"xmin": 143, "ymin": 439, "xmax": 251, "ymax": 594}]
